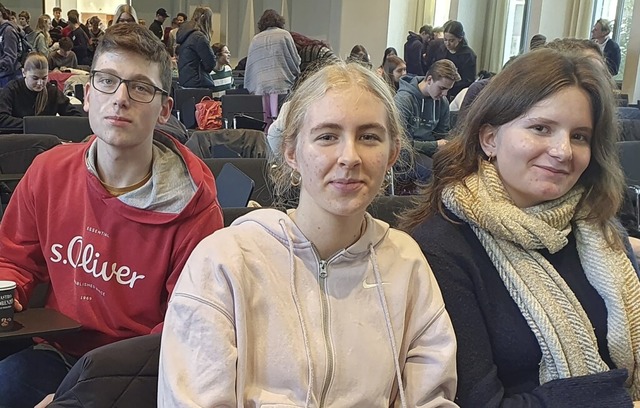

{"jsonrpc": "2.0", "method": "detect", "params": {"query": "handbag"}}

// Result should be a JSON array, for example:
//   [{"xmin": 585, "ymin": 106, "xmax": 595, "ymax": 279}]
[{"xmin": 195, "ymin": 96, "xmax": 223, "ymax": 130}]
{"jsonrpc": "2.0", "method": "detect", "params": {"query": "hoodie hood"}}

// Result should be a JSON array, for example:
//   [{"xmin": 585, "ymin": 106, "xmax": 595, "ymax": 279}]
[
  {"xmin": 175, "ymin": 21, "xmax": 198, "ymax": 45},
  {"xmin": 397, "ymin": 75, "xmax": 425, "ymax": 99},
  {"xmin": 85, "ymin": 132, "xmax": 219, "ymax": 226},
  {"xmin": 231, "ymin": 208, "xmax": 390, "ymax": 260},
  {"xmin": 406, "ymin": 31, "xmax": 422, "ymax": 42}
]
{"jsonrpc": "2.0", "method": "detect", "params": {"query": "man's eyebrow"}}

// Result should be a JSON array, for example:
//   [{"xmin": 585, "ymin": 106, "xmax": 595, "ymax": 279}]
[{"xmin": 98, "ymin": 69, "xmax": 160, "ymax": 86}]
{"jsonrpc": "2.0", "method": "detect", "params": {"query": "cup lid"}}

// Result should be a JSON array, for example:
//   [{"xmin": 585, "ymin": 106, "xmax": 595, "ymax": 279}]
[{"xmin": 0, "ymin": 281, "xmax": 16, "ymax": 290}]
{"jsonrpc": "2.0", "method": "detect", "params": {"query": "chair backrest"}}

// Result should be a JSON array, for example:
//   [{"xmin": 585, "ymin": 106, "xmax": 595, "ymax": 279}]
[
  {"xmin": 23, "ymin": 116, "xmax": 93, "ymax": 143},
  {"xmin": 221, "ymin": 94, "xmax": 264, "ymax": 125},
  {"xmin": 215, "ymin": 163, "xmax": 255, "ymax": 208},
  {"xmin": 174, "ymin": 88, "xmax": 213, "ymax": 129},
  {"xmin": 0, "ymin": 133, "xmax": 61, "ymax": 221},
  {"xmin": 618, "ymin": 141, "xmax": 640, "ymax": 186},
  {"xmin": 618, "ymin": 107, "xmax": 640, "ymax": 121},
  {"xmin": 204, "ymin": 157, "xmax": 274, "ymax": 206},
  {"xmin": 367, "ymin": 195, "xmax": 416, "ymax": 228}
]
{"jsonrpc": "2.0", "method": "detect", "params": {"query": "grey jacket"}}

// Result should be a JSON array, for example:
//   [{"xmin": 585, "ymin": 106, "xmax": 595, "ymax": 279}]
[{"xmin": 394, "ymin": 76, "xmax": 450, "ymax": 157}]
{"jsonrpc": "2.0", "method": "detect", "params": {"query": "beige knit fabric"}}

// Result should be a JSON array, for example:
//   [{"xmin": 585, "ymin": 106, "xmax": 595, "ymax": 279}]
[{"xmin": 442, "ymin": 160, "xmax": 640, "ymax": 398}]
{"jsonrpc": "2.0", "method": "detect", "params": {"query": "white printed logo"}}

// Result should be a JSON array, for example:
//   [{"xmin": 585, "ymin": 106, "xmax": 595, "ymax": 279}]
[
  {"xmin": 362, "ymin": 280, "xmax": 390, "ymax": 289},
  {"xmin": 50, "ymin": 235, "xmax": 146, "ymax": 289}
]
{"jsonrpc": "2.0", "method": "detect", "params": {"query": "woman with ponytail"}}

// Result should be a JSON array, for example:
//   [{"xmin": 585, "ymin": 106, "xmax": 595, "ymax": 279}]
[{"xmin": 0, "ymin": 52, "xmax": 82, "ymax": 130}]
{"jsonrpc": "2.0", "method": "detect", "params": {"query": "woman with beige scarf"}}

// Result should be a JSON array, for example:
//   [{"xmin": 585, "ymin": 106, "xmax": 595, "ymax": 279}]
[{"xmin": 402, "ymin": 48, "xmax": 640, "ymax": 407}]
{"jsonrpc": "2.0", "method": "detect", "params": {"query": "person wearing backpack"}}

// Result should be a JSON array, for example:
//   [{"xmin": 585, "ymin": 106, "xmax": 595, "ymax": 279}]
[{"xmin": 0, "ymin": 3, "xmax": 23, "ymax": 87}]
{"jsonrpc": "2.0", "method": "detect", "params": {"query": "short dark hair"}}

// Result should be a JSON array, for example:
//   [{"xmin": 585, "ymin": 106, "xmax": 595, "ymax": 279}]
[
  {"xmin": 59, "ymin": 37, "xmax": 73, "ymax": 51},
  {"xmin": 18, "ymin": 10, "xmax": 30, "ymax": 22},
  {"xmin": 419, "ymin": 25, "xmax": 433, "ymax": 36},
  {"xmin": 177, "ymin": 12, "xmax": 188, "ymax": 20},
  {"xmin": 211, "ymin": 42, "xmax": 226, "ymax": 56},
  {"xmin": 68, "ymin": 15, "xmax": 78, "ymax": 25},
  {"xmin": 257, "ymin": 9, "xmax": 285, "ymax": 32},
  {"xmin": 67, "ymin": 9, "xmax": 79, "ymax": 19},
  {"xmin": 0, "ymin": 3, "xmax": 12, "ymax": 20},
  {"xmin": 92, "ymin": 22, "xmax": 172, "ymax": 93},
  {"xmin": 53, "ymin": 7, "xmax": 61, "ymax": 13}
]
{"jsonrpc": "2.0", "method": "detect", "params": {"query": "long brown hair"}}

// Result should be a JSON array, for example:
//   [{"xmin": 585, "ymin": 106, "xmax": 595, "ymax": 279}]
[
  {"xmin": 399, "ymin": 48, "xmax": 624, "ymax": 246},
  {"xmin": 24, "ymin": 52, "xmax": 49, "ymax": 115}
]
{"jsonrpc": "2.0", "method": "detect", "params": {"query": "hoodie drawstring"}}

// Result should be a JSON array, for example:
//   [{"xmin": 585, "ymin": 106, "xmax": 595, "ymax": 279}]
[
  {"xmin": 369, "ymin": 244, "xmax": 408, "ymax": 408},
  {"xmin": 279, "ymin": 219, "xmax": 315, "ymax": 408}
]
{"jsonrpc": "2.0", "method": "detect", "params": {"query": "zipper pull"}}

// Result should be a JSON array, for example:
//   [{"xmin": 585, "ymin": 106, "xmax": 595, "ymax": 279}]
[{"xmin": 319, "ymin": 260, "xmax": 328, "ymax": 279}]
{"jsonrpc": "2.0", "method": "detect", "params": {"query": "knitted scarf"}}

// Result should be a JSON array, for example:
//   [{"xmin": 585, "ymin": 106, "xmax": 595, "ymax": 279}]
[{"xmin": 442, "ymin": 160, "xmax": 640, "ymax": 398}]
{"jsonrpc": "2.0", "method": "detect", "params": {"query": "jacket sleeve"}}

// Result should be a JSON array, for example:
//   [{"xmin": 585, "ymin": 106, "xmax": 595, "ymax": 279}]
[
  {"xmin": 607, "ymin": 41, "xmax": 621, "ymax": 76},
  {"xmin": 0, "ymin": 27, "xmax": 18, "ymax": 73},
  {"xmin": 284, "ymin": 32, "xmax": 301, "ymax": 77},
  {"xmin": 416, "ymin": 226, "xmax": 633, "ymax": 408},
  {"xmin": 451, "ymin": 52, "xmax": 476, "ymax": 98},
  {"xmin": 400, "ymin": 260, "xmax": 458, "ymax": 407},
  {"xmin": 158, "ymin": 239, "xmax": 238, "ymax": 407},
  {"xmin": 433, "ymin": 100, "xmax": 450, "ymax": 137},
  {"xmin": 195, "ymin": 33, "xmax": 216, "ymax": 73},
  {"xmin": 394, "ymin": 92, "xmax": 415, "ymax": 143},
  {"xmin": 35, "ymin": 32, "xmax": 48, "ymax": 55},
  {"xmin": 0, "ymin": 165, "xmax": 50, "ymax": 306},
  {"xmin": 0, "ymin": 83, "xmax": 24, "ymax": 129}
]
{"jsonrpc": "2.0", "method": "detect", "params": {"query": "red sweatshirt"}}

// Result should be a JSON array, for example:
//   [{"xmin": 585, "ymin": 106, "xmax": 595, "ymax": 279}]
[{"xmin": 0, "ymin": 136, "xmax": 222, "ymax": 357}]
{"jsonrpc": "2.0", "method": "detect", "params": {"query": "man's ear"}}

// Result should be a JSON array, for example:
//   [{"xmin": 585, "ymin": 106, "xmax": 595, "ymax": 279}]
[
  {"xmin": 156, "ymin": 96, "xmax": 174, "ymax": 125},
  {"xmin": 478, "ymin": 124, "xmax": 497, "ymax": 157},
  {"xmin": 82, "ymin": 82, "xmax": 91, "ymax": 114}
]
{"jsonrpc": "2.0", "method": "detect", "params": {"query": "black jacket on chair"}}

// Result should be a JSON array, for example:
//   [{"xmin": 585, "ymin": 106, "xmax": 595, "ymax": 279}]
[{"xmin": 49, "ymin": 334, "xmax": 161, "ymax": 408}]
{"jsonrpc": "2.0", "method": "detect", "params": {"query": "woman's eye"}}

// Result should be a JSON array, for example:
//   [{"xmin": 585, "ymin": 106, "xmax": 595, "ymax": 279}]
[
  {"xmin": 361, "ymin": 133, "xmax": 381, "ymax": 142},
  {"xmin": 531, "ymin": 125, "xmax": 548, "ymax": 133}
]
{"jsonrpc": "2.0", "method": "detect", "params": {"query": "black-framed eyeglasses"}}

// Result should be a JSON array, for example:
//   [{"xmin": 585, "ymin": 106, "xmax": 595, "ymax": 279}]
[{"xmin": 90, "ymin": 70, "xmax": 169, "ymax": 103}]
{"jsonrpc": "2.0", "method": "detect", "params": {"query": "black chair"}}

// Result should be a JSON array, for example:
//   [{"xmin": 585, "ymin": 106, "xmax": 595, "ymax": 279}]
[
  {"xmin": 221, "ymin": 94, "xmax": 264, "ymax": 128},
  {"xmin": 0, "ymin": 133, "xmax": 61, "ymax": 220},
  {"xmin": 23, "ymin": 116, "xmax": 93, "ymax": 143},
  {"xmin": 618, "ymin": 141, "xmax": 640, "ymax": 232},
  {"xmin": 173, "ymin": 88, "xmax": 213, "ymax": 129},
  {"xmin": 223, "ymin": 206, "xmax": 263, "ymax": 226},
  {"xmin": 367, "ymin": 196, "xmax": 416, "ymax": 228},
  {"xmin": 204, "ymin": 157, "xmax": 274, "ymax": 207}
]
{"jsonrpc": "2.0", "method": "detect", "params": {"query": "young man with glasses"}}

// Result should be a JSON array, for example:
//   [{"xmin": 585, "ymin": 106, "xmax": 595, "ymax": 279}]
[{"xmin": 0, "ymin": 23, "xmax": 223, "ymax": 407}]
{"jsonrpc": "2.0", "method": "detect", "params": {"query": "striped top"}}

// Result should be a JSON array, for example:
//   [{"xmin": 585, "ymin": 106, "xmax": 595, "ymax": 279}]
[{"xmin": 210, "ymin": 65, "xmax": 234, "ymax": 95}]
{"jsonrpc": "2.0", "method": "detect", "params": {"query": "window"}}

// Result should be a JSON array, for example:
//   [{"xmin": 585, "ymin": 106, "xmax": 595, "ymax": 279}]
[
  {"xmin": 592, "ymin": 0, "xmax": 634, "ymax": 81},
  {"xmin": 503, "ymin": 0, "xmax": 530, "ymax": 66}
]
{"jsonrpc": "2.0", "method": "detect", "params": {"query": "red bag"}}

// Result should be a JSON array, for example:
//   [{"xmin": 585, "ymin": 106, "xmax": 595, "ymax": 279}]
[{"xmin": 195, "ymin": 96, "xmax": 223, "ymax": 130}]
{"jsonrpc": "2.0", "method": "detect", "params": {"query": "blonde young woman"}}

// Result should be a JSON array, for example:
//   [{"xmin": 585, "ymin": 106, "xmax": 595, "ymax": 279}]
[
  {"xmin": 0, "ymin": 52, "xmax": 82, "ymax": 130},
  {"xmin": 403, "ymin": 48, "xmax": 640, "ymax": 407},
  {"xmin": 175, "ymin": 7, "xmax": 215, "ymax": 88},
  {"xmin": 159, "ymin": 62, "xmax": 457, "ymax": 407},
  {"xmin": 29, "ymin": 15, "xmax": 52, "ymax": 55}
]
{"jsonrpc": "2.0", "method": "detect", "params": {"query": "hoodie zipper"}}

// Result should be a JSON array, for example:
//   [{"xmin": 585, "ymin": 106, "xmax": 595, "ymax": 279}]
[{"xmin": 318, "ymin": 259, "xmax": 333, "ymax": 407}]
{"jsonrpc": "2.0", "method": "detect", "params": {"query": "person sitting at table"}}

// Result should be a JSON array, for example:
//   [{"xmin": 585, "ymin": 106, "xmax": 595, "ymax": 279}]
[
  {"xmin": 0, "ymin": 23, "xmax": 223, "ymax": 408},
  {"xmin": 48, "ymin": 37, "xmax": 78, "ymax": 70},
  {"xmin": 0, "ymin": 52, "xmax": 82, "ymax": 130}
]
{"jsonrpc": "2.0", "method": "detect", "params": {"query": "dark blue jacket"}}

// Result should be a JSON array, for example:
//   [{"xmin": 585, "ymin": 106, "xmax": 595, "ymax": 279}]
[
  {"xmin": 0, "ymin": 22, "xmax": 21, "ymax": 78},
  {"xmin": 176, "ymin": 22, "xmax": 216, "ymax": 88},
  {"xmin": 603, "ymin": 39, "xmax": 621, "ymax": 76},
  {"xmin": 404, "ymin": 32, "xmax": 424, "ymax": 76}
]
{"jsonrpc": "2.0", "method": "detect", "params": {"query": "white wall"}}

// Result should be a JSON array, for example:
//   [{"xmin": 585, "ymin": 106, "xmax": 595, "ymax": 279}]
[
  {"xmin": 387, "ymin": 0, "xmax": 417, "ymax": 62},
  {"xmin": 538, "ymin": 0, "xmax": 572, "ymax": 40},
  {"xmin": 338, "ymin": 0, "xmax": 390, "ymax": 66},
  {"xmin": 454, "ymin": 0, "xmax": 488, "ymax": 58}
]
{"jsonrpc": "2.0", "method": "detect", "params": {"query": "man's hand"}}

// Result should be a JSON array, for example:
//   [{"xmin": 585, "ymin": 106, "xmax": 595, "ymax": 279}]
[
  {"xmin": 437, "ymin": 139, "xmax": 449, "ymax": 147},
  {"xmin": 14, "ymin": 298, "xmax": 22, "ymax": 312},
  {"xmin": 34, "ymin": 393, "xmax": 54, "ymax": 408}
]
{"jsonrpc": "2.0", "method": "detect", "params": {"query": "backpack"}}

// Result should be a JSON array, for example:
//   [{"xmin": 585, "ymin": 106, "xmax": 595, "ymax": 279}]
[
  {"xmin": 15, "ymin": 30, "xmax": 33, "ymax": 66},
  {"xmin": 0, "ymin": 24, "xmax": 32, "ymax": 68}
]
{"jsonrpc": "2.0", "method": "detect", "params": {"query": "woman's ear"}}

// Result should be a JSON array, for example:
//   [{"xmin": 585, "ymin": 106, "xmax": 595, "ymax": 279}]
[
  {"xmin": 283, "ymin": 141, "xmax": 298, "ymax": 171},
  {"xmin": 478, "ymin": 124, "xmax": 497, "ymax": 158},
  {"xmin": 387, "ymin": 137, "xmax": 401, "ymax": 170}
]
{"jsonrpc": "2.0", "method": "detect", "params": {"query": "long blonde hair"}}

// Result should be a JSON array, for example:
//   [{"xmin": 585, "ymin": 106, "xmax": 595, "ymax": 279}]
[
  {"xmin": 35, "ymin": 15, "xmax": 51, "ymax": 46},
  {"xmin": 24, "ymin": 52, "xmax": 50, "ymax": 115},
  {"xmin": 190, "ymin": 7, "xmax": 214, "ymax": 43}
]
